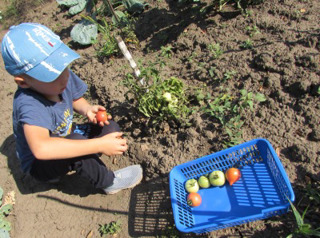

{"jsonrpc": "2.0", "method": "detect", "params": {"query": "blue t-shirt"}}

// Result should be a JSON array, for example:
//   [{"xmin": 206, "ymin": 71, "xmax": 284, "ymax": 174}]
[{"xmin": 13, "ymin": 69, "xmax": 88, "ymax": 172}]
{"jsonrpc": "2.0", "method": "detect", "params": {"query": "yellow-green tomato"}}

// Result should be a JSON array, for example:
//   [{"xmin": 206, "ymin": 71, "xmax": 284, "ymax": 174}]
[
  {"xmin": 162, "ymin": 92, "xmax": 172, "ymax": 102},
  {"xmin": 209, "ymin": 170, "xmax": 226, "ymax": 186},
  {"xmin": 185, "ymin": 179, "xmax": 199, "ymax": 193},
  {"xmin": 198, "ymin": 176, "xmax": 210, "ymax": 188}
]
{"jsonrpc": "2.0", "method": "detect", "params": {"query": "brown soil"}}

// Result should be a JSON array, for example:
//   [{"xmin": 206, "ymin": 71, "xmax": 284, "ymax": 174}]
[{"xmin": 0, "ymin": 0, "xmax": 319, "ymax": 237}]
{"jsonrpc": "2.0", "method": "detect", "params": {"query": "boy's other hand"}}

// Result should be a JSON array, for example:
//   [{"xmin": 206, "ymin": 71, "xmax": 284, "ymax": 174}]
[
  {"xmin": 99, "ymin": 132, "xmax": 128, "ymax": 156},
  {"xmin": 87, "ymin": 105, "xmax": 112, "ymax": 126}
]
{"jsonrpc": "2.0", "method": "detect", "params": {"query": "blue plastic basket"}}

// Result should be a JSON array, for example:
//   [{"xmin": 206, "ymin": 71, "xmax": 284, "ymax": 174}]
[{"xmin": 169, "ymin": 138, "xmax": 295, "ymax": 234}]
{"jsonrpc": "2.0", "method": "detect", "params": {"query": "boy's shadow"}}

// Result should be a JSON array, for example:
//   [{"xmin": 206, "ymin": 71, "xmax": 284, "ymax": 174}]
[{"xmin": 0, "ymin": 134, "xmax": 98, "ymax": 197}]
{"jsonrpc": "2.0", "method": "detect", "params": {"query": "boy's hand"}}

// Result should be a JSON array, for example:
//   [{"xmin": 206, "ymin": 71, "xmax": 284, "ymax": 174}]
[
  {"xmin": 99, "ymin": 132, "xmax": 128, "ymax": 156},
  {"xmin": 86, "ymin": 105, "xmax": 112, "ymax": 126},
  {"xmin": 73, "ymin": 98, "xmax": 111, "ymax": 126}
]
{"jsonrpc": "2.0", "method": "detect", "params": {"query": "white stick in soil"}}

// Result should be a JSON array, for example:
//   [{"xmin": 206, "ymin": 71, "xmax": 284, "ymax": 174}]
[{"xmin": 116, "ymin": 35, "xmax": 145, "ymax": 85}]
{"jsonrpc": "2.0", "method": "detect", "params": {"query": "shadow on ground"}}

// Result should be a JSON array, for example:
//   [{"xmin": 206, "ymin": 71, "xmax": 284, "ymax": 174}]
[{"xmin": 134, "ymin": 0, "xmax": 224, "ymax": 51}]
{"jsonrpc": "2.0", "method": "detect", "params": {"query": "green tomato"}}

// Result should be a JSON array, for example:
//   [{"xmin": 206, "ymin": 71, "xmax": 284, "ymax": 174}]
[
  {"xmin": 198, "ymin": 176, "xmax": 210, "ymax": 188},
  {"xmin": 209, "ymin": 170, "xmax": 226, "ymax": 186},
  {"xmin": 185, "ymin": 179, "xmax": 199, "ymax": 193},
  {"xmin": 162, "ymin": 92, "xmax": 172, "ymax": 102},
  {"xmin": 171, "ymin": 97, "xmax": 178, "ymax": 105}
]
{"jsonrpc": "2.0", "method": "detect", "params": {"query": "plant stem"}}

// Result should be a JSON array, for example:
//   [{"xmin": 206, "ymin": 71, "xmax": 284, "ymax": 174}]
[{"xmin": 102, "ymin": 0, "xmax": 120, "ymax": 23}]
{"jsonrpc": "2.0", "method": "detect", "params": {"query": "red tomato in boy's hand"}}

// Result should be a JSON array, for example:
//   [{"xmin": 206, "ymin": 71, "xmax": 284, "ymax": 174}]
[{"xmin": 96, "ymin": 111, "xmax": 108, "ymax": 123}]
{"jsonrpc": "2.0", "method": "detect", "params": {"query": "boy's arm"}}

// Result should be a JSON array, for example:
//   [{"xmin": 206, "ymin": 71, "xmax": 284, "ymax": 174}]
[
  {"xmin": 23, "ymin": 124, "xmax": 127, "ymax": 160},
  {"xmin": 73, "ymin": 97, "xmax": 111, "ymax": 126},
  {"xmin": 72, "ymin": 97, "xmax": 92, "ymax": 116}
]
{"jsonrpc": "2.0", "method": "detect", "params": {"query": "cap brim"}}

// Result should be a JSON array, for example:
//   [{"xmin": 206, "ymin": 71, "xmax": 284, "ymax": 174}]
[{"xmin": 25, "ymin": 44, "xmax": 80, "ymax": 82}]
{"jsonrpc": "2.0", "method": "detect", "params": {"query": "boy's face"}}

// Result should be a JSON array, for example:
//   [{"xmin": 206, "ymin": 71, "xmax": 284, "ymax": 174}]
[{"xmin": 15, "ymin": 68, "xmax": 70, "ymax": 100}]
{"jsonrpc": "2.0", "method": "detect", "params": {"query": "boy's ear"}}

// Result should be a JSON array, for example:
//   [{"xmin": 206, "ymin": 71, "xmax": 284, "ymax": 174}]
[{"xmin": 14, "ymin": 76, "xmax": 30, "ymax": 88}]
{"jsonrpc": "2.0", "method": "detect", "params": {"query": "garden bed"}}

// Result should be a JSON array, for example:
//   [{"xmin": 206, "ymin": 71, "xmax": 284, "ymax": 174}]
[{"xmin": 0, "ymin": 0, "xmax": 319, "ymax": 237}]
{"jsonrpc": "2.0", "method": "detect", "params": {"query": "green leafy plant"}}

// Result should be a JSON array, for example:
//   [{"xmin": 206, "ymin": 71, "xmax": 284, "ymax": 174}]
[
  {"xmin": 98, "ymin": 221, "xmax": 122, "ymax": 236},
  {"xmin": 208, "ymin": 43, "xmax": 223, "ymax": 59},
  {"xmin": 75, "ymin": 1, "xmax": 138, "ymax": 55},
  {"xmin": 287, "ymin": 199, "xmax": 320, "ymax": 238},
  {"xmin": 71, "ymin": 18, "xmax": 98, "ymax": 45},
  {"xmin": 160, "ymin": 45, "xmax": 173, "ymax": 59},
  {"xmin": 245, "ymin": 25, "xmax": 260, "ymax": 37},
  {"xmin": 121, "ymin": 0, "xmax": 148, "ymax": 14},
  {"xmin": 213, "ymin": 0, "xmax": 265, "ymax": 11},
  {"xmin": 222, "ymin": 70, "xmax": 237, "ymax": 82},
  {"xmin": 57, "ymin": 0, "xmax": 142, "ymax": 46},
  {"xmin": 208, "ymin": 66, "xmax": 217, "ymax": 78},
  {"xmin": 203, "ymin": 92, "xmax": 235, "ymax": 124},
  {"xmin": 57, "ymin": 0, "xmax": 89, "ymax": 16},
  {"xmin": 202, "ymin": 89, "xmax": 266, "ymax": 147},
  {"xmin": 243, "ymin": 9, "xmax": 253, "ymax": 17},
  {"xmin": 203, "ymin": 92, "xmax": 243, "ymax": 147},
  {"xmin": 240, "ymin": 39, "xmax": 253, "ymax": 49},
  {"xmin": 120, "ymin": 23, "xmax": 140, "ymax": 46},
  {"xmin": 224, "ymin": 115, "xmax": 244, "ymax": 147},
  {"xmin": 239, "ymin": 89, "xmax": 266, "ymax": 111},
  {"xmin": 84, "ymin": 15, "xmax": 120, "ymax": 57},
  {"xmin": 0, "ymin": 187, "xmax": 14, "ymax": 236},
  {"xmin": 186, "ymin": 52, "xmax": 197, "ymax": 63},
  {"xmin": 122, "ymin": 60, "xmax": 195, "ymax": 125}
]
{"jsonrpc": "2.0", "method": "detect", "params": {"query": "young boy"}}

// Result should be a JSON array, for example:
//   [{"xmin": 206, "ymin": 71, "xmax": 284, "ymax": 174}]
[{"xmin": 1, "ymin": 22, "xmax": 143, "ymax": 194}]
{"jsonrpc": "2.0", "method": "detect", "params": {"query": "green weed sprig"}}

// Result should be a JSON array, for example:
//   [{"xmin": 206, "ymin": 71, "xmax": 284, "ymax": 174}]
[
  {"xmin": 239, "ymin": 89, "xmax": 266, "ymax": 111},
  {"xmin": 160, "ymin": 45, "xmax": 173, "ymax": 59},
  {"xmin": 0, "ymin": 187, "xmax": 14, "ymax": 235},
  {"xmin": 208, "ymin": 43, "xmax": 223, "ymax": 59},
  {"xmin": 240, "ymin": 39, "xmax": 253, "ymax": 49},
  {"xmin": 245, "ymin": 25, "xmax": 260, "ymax": 37},
  {"xmin": 287, "ymin": 199, "xmax": 320, "ymax": 238},
  {"xmin": 223, "ymin": 70, "xmax": 237, "ymax": 82},
  {"xmin": 83, "ymin": 15, "xmax": 120, "ymax": 58},
  {"xmin": 98, "ymin": 221, "xmax": 122, "ymax": 236}
]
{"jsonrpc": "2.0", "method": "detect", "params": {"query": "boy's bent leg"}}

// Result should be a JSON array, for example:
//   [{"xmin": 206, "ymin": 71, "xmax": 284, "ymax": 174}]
[
  {"xmin": 88, "ymin": 120, "xmax": 121, "ymax": 138},
  {"xmin": 29, "ymin": 133, "xmax": 115, "ymax": 189},
  {"xmin": 30, "ymin": 156, "xmax": 115, "ymax": 188},
  {"xmin": 72, "ymin": 156, "xmax": 115, "ymax": 189},
  {"xmin": 101, "ymin": 120, "xmax": 121, "ymax": 135},
  {"xmin": 29, "ymin": 158, "xmax": 74, "ymax": 183},
  {"xmin": 66, "ymin": 133, "xmax": 115, "ymax": 188}
]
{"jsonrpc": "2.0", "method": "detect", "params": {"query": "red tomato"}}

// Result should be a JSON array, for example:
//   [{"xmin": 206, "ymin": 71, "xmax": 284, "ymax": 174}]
[
  {"xmin": 96, "ymin": 111, "xmax": 108, "ymax": 123},
  {"xmin": 225, "ymin": 168, "xmax": 241, "ymax": 186},
  {"xmin": 187, "ymin": 192, "xmax": 202, "ymax": 207}
]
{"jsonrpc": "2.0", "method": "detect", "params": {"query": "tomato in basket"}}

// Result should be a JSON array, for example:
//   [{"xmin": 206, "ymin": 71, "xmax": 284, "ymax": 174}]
[
  {"xmin": 187, "ymin": 192, "xmax": 202, "ymax": 207},
  {"xmin": 225, "ymin": 168, "xmax": 241, "ymax": 185}
]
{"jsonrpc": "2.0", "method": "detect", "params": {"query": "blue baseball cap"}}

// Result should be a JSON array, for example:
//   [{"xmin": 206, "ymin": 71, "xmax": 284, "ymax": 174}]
[{"xmin": 1, "ymin": 23, "xmax": 80, "ymax": 82}]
